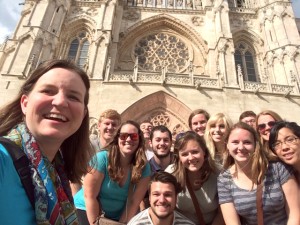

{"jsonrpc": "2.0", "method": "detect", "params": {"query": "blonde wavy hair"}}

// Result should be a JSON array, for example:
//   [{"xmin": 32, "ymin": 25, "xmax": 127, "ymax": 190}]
[{"xmin": 204, "ymin": 113, "xmax": 233, "ymax": 160}]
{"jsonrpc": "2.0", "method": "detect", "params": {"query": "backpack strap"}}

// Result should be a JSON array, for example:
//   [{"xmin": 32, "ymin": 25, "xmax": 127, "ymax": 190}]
[
  {"xmin": 186, "ymin": 175, "xmax": 206, "ymax": 225},
  {"xmin": 0, "ymin": 137, "xmax": 35, "ymax": 209}
]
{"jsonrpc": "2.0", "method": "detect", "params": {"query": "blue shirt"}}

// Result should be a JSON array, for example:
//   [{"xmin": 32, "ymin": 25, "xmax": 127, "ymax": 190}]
[
  {"xmin": 0, "ymin": 143, "xmax": 36, "ymax": 225},
  {"xmin": 74, "ymin": 150, "xmax": 151, "ymax": 220}
]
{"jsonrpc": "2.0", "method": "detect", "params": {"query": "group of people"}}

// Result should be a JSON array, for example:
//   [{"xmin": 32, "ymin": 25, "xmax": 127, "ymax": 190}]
[{"xmin": 0, "ymin": 59, "xmax": 299, "ymax": 225}]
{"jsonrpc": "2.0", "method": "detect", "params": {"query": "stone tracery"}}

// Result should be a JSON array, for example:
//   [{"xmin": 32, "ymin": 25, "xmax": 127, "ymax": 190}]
[{"xmin": 134, "ymin": 33, "xmax": 190, "ymax": 73}]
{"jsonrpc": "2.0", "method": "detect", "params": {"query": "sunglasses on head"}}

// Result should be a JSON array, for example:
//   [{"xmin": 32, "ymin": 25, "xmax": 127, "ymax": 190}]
[
  {"xmin": 257, "ymin": 121, "xmax": 276, "ymax": 131},
  {"xmin": 119, "ymin": 132, "xmax": 139, "ymax": 141}
]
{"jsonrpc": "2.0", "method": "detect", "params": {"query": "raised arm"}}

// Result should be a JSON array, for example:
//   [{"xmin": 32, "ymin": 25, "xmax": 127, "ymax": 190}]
[
  {"xmin": 83, "ymin": 168, "xmax": 104, "ymax": 225},
  {"xmin": 282, "ymin": 176, "xmax": 300, "ymax": 225},
  {"xmin": 119, "ymin": 176, "xmax": 151, "ymax": 223}
]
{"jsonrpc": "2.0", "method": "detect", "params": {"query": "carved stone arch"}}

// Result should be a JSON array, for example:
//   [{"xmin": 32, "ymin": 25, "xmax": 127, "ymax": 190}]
[
  {"xmin": 117, "ymin": 14, "xmax": 207, "ymax": 73},
  {"xmin": 232, "ymin": 29, "xmax": 264, "ymax": 55},
  {"xmin": 119, "ymin": 14, "xmax": 207, "ymax": 60},
  {"xmin": 232, "ymin": 30, "xmax": 263, "ymax": 82},
  {"xmin": 65, "ymin": 15, "xmax": 97, "ymax": 32},
  {"xmin": 121, "ymin": 91, "xmax": 192, "ymax": 138},
  {"xmin": 62, "ymin": 18, "xmax": 95, "ymax": 40}
]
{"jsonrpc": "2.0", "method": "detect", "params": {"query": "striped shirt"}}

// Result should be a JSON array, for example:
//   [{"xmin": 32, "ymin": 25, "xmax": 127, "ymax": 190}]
[
  {"xmin": 127, "ymin": 208, "xmax": 196, "ymax": 225},
  {"xmin": 218, "ymin": 161, "xmax": 293, "ymax": 225}
]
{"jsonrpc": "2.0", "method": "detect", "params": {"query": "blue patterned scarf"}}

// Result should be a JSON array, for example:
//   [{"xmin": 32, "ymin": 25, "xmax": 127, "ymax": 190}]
[{"xmin": 6, "ymin": 123, "xmax": 78, "ymax": 225}]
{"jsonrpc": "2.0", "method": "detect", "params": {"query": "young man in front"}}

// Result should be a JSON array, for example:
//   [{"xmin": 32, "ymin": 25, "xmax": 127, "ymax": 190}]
[{"xmin": 128, "ymin": 172, "xmax": 195, "ymax": 225}]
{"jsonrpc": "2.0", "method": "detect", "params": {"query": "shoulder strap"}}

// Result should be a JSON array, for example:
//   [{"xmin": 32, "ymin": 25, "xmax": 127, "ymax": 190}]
[
  {"xmin": 186, "ymin": 176, "xmax": 206, "ymax": 225},
  {"xmin": 0, "ymin": 137, "xmax": 35, "ymax": 209},
  {"xmin": 256, "ymin": 183, "xmax": 264, "ymax": 225}
]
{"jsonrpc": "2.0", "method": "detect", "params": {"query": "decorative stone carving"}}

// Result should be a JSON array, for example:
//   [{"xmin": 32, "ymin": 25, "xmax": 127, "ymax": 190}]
[
  {"xmin": 123, "ymin": 9, "xmax": 140, "ymax": 21},
  {"xmin": 134, "ymin": 33, "xmax": 190, "ymax": 73},
  {"xmin": 191, "ymin": 16, "xmax": 203, "ymax": 26},
  {"xmin": 151, "ymin": 112, "xmax": 170, "ymax": 127},
  {"xmin": 86, "ymin": 7, "xmax": 99, "ymax": 17},
  {"xmin": 271, "ymin": 84, "xmax": 294, "ymax": 94},
  {"xmin": 244, "ymin": 82, "xmax": 268, "ymax": 92}
]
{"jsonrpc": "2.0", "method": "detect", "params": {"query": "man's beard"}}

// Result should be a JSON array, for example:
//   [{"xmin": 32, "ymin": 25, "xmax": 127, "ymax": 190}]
[{"xmin": 153, "ymin": 150, "xmax": 170, "ymax": 159}]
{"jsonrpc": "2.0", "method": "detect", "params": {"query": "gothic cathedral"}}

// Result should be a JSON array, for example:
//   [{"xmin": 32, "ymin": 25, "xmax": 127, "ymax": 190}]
[{"xmin": 0, "ymin": 0, "xmax": 300, "ymax": 134}]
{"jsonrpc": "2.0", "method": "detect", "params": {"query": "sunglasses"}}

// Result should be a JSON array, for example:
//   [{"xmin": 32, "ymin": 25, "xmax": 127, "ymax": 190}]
[
  {"xmin": 257, "ymin": 121, "xmax": 276, "ymax": 131},
  {"xmin": 119, "ymin": 133, "xmax": 139, "ymax": 141}
]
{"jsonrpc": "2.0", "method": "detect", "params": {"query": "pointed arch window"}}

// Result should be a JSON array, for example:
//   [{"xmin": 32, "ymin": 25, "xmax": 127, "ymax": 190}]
[
  {"xmin": 234, "ymin": 42, "xmax": 258, "ymax": 82},
  {"xmin": 67, "ymin": 32, "xmax": 90, "ymax": 68}
]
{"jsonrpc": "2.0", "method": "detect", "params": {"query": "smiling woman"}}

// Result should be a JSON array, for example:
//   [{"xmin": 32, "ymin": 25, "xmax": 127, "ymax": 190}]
[
  {"xmin": 0, "ymin": 59, "xmax": 94, "ymax": 225},
  {"xmin": 165, "ymin": 131, "xmax": 224, "ymax": 225},
  {"xmin": 73, "ymin": 120, "xmax": 151, "ymax": 225},
  {"xmin": 269, "ymin": 121, "xmax": 300, "ymax": 185},
  {"xmin": 218, "ymin": 122, "xmax": 300, "ymax": 225}
]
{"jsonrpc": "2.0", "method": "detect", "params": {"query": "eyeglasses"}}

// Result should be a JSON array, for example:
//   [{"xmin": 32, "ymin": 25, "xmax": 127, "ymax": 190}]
[
  {"xmin": 272, "ymin": 136, "xmax": 299, "ymax": 151},
  {"xmin": 257, "ymin": 121, "xmax": 276, "ymax": 131},
  {"xmin": 119, "ymin": 133, "xmax": 139, "ymax": 141}
]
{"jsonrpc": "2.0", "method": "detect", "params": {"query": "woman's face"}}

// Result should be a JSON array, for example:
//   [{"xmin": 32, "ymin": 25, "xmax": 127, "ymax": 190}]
[
  {"xmin": 227, "ymin": 128, "xmax": 255, "ymax": 164},
  {"xmin": 273, "ymin": 127, "xmax": 300, "ymax": 167},
  {"xmin": 209, "ymin": 120, "xmax": 227, "ymax": 143},
  {"xmin": 118, "ymin": 124, "xmax": 140, "ymax": 156},
  {"xmin": 191, "ymin": 113, "xmax": 207, "ymax": 136},
  {"xmin": 20, "ymin": 68, "xmax": 86, "ymax": 145},
  {"xmin": 257, "ymin": 114, "xmax": 276, "ymax": 141},
  {"xmin": 179, "ymin": 139, "xmax": 205, "ymax": 172}
]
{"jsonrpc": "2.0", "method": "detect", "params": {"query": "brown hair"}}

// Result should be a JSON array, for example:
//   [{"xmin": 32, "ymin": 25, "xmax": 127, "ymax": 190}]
[
  {"xmin": 107, "ymin": 120, "xmax": 148, "ymax": 184},
  {"xmin": 149, "ymin": 171, "xmax": 182, "ymax": 195},
  {"xmin": 188, "ymin": 109, "xmax": 210, "ymax": 129},
  {"xmin": 239, "ymin": 110, "xmax": 256, "ymax": 121},
  {"xmin": 172, "ymin": 131, "xmax": 215, "ymax": 191},
  {"xmin": 0, "ymin": 59, "xmax": 93, "ymax": 183},
  {"xmin": 223, "ymin": 122, "xmax": 269, "ymax": 186}
]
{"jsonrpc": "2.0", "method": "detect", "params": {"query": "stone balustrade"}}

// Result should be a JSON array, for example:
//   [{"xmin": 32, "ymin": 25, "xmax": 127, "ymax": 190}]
[{"xmin": 108, "ymin": 71, "xmax": 299, "ymax": 96}]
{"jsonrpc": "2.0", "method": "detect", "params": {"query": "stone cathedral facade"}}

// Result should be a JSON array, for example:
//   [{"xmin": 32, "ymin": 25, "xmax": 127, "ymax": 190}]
[{"xmin": 0, "ymin": 0, "xmax": 300, "ymax": 135}]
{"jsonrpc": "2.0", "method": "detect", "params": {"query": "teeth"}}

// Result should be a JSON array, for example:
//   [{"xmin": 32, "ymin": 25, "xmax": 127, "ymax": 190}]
[{"xmin": 45, "ymin": 113, "xmax": 67, "ymax": 122}]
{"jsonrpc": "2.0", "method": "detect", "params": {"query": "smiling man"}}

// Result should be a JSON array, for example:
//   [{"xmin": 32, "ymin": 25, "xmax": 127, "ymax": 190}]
[
  {"xmin": 149, "ymin": 125, "xmax": 174, "ymax": 173},
  {"xmin": 90, "ymin": 109, "xmax": 121, "ymax": 152},
  {"xmin": 128, "ymin": 172, "xmax": 195, "ymax": 225}
]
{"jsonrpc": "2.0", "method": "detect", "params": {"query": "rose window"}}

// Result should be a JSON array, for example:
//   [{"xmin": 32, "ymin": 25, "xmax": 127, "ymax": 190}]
[{"xmin": 134, "ymin": 33, "xmax": 190, "ymax": 73}]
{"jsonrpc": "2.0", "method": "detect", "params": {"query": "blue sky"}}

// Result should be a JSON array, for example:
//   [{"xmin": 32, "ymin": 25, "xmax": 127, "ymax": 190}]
[{"xmin": 0, "ymin": 0, "xmax": 300, "ymax": 43}]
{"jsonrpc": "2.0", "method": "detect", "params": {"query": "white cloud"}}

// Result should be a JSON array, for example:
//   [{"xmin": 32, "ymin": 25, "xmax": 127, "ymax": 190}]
[{"xmin": 0, "ymin": 0, "xmax": 22, "ymax": 43}]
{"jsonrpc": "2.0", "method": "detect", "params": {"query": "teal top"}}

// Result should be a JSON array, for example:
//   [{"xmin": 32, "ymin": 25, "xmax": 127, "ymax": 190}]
[
  {"xmin": 0, "ymin": 143, "xmax": 36, "ymax": 225},
  {"xmin": 74, "ymin": 150, "xmax": 151, "ymax": 220}
]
